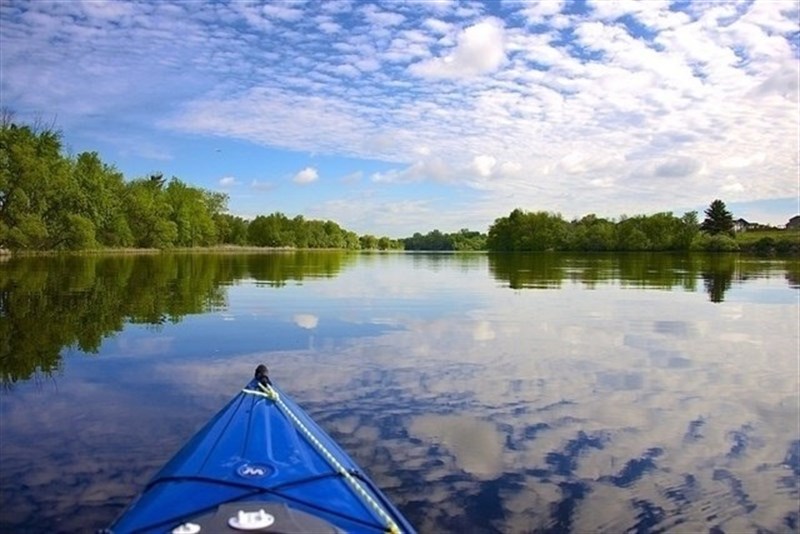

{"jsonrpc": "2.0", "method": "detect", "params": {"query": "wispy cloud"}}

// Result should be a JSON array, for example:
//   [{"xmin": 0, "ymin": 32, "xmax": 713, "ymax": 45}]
[
  {"xmin": 340, "ymin": 170, "xmax": 364, "ymax": 184},
  {"xmin": 219, "ymin": 176, "xmax": 238, "ymax": 188},
  {"xmin": 250, "ymin": 179, "xmax": 275, "ymax": 192}
]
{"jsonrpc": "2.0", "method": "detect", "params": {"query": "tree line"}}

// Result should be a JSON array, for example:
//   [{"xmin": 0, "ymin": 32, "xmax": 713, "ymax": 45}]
[
  {"xmin": 0, "ymin": 117, "xmax": 402, "ymax": 251},
  {"xmin": 403, "ymin": 228, "xmax": 487, "ymax": 251},
  {"xmin": 486, "ymin": 206, "xmax": 729, "ymax": 252},
  {"xmin": 485, "ymin": 200, "xmax": 799, "ymax": 254},
  {"xmin": 1, "ymin": 118, "xmax": 229, "ymax": 250},
  {"xmin": 3, "ymin": 116, "xmax": 794, "ymax": 254}
]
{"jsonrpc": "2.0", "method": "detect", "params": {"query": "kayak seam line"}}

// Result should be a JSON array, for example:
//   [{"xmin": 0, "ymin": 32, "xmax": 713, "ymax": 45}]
[
  {"xmin": 139, "ymin": 475, "xmax": 390, "ymax": 532},
  {"xmin": 199, "ymin": 393, "xmax": 246, "ymax": 473},
  {"xmin": 253, "ymin": 383, "xmax": 403, "ymax": 534},
  {"xmin": 146, "ymin": 470, "xmax": 355, "ymax": 494}
]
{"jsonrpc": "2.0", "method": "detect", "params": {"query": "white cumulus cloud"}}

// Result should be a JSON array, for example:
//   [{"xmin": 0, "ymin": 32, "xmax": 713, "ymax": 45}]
[
  {"xmin": 293, "ymin": 167, "xmax": 319, "ymax": 185},
  {"xmin": 471, "ymin": 155, "xmax": 497, "ymax": 177},
  {"xmin": 410, "ymin": 18, "xmax": 507, "ymax": 79}
]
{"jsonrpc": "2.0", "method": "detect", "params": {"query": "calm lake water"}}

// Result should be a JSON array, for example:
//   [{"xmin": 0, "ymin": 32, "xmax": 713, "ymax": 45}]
[{"xmin": 1, "ymin": 252, "xmax": 798, "ymax": 533}]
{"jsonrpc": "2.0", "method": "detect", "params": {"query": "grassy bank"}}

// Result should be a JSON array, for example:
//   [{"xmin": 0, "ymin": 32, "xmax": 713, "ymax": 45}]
[
  {"xmin": 736, "ymin": 228, "xmax": 800, "ymax": 256},
  {"xmin": 0, "ymin": 245, "xmax": 358, "ymax": 257}
]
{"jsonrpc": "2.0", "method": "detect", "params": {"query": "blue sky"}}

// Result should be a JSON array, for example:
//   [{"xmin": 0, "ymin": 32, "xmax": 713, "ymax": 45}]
[{"xmin": 1, "ymin": 0, "xmax": 798, "ymax": 237}]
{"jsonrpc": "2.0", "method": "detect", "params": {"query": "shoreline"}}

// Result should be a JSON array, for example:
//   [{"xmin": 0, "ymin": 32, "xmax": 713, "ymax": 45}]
[
  {"xmin": 1, "ymin": 230, "xmax": 798, "ymax": 258},
  {"xmin": 0, "ymin": 246, "xmax": 384, "ymax": 257}
]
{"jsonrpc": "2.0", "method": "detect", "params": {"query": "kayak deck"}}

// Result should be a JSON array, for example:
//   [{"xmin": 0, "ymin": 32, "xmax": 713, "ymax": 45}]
[{"xmin": 109, "ymin": 376, "xmax": 415, "ymax": 533}]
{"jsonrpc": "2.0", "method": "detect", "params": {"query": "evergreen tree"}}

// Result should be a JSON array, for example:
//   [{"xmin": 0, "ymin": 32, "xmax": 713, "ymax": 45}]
[{"xmin": 700, "ymin": 199, "xmax": 734, "ymax": 235}]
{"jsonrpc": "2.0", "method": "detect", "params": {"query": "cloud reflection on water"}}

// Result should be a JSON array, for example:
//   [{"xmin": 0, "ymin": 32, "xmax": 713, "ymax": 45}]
[
  {"xmin": 409, "ymin": 414, "xmax": 506, "ymax": 480},
  {"xmin": 1, "ymin": 254, "xmax": 798, "ymax": 532},
  {"xmin": 267, "ymin": 267, "xmax": 798, "ymax": 533}
]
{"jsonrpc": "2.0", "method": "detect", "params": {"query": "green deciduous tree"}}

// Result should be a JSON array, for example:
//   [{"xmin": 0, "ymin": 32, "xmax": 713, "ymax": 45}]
[
  {"xmin": 123, "ymin": 178, "xmax": 177, "ymax": 248},
  {"xmin": 403, "ymin": 229, "xmax": 453, "ymax": 250},
  {"xmin": 486, "ymin": 209, "xmax": 567, "ymax": 251},
  {"xmin": 248, "ymin": 213, "xmax": 291, "ymax": 247},
  {"xmin": 451, "ymin": 228, "xmax": 487, "ymax": 251},
  {"xmin": 676, "ymin": 211, "xmax": 700, "ymax": 249},
  {"xmin": 72, "ymin": 151, "xmax": 132, "ymax": 247},
  {"xmin": 568, "ymin": 214, "xmax": 616, "ymax": 251},
  {"xmin": 360, "ymin": 234, "xmax": 379, "ymax": 249},
  {"xmin": 377, "ymin": 236, "xmax": 391, "ymax": 250},
  {"xmin": 246, "ymin": 213, "xmax": 362, "ymax": 249},
  {"xmin": 215, "ymin": 213, "xmax": 249, "ymax": 245},
  {"xmin": 165, "ymin": 178, "xmax": 225, "ymax": 246},
  {"xmin": 0, "ymin": 121, "xmax": 73, "ymax": 249}
]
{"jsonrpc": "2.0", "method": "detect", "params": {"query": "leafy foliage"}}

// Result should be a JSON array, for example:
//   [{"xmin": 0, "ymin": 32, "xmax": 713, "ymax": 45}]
[
  {"xmin": 247, "ymin": 212, "xmax": 363, "ymax": 249},
  {"xmin": 487, "ymin": 209, "xmax": 569, "ymax": 251},
  {"xmin": 356, "ymin": 234, "xmax": 404, "ymax": 250},
  {"xmin": 1, "ymin": 117, "xmax": 406, "ymax": 251},
  {"xmin": 691, "ymin": 233, "xmax": 739, "ymax": 252},
  {"xmin": 403, "ymin": 229, "xmax": 487, "ymax": 251},
  {"xmin": 486, "ymin": 209, "xmax": 700, "ymax": 252},
  {"xmin": 0, "ymin": 120, "xmax": 224, "ymax": 251}
]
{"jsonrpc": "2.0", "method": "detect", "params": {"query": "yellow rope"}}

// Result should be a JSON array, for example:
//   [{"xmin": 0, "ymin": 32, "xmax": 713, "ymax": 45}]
[
  {"xmin": 245, "ymin": 383, "xmax": 402, "ymax": 534},
  {"xmin": 241, "ymin": 388, "xmax": 277, "ymax": 400}
]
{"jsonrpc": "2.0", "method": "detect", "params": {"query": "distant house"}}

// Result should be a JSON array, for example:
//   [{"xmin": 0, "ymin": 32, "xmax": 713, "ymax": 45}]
[
  {"xmin": 787, "ymin": 215, "xmax": 800, "ymax": 230},
  {"xmin": 733, "ymin": 218, "xmax": 754, "ymax": 232}
]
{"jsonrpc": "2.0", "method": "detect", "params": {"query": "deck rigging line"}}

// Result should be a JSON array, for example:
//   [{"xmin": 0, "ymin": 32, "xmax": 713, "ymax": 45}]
[{"xmin": 243, "ymin": 384, "xmax": 403, "ymax": 534}]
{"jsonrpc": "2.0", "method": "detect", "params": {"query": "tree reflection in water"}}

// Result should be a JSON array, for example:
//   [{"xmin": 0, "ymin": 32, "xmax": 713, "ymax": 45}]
[
  {"xmin": 0, "ymin": 252, "xmax": 794, "ymax": 383},
  {"xmin": 0, "ymin": 252, "xmax": 354, "ymax": 383}
]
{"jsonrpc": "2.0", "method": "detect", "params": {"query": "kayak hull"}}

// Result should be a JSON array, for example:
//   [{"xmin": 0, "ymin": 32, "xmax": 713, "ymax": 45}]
[{"xmin": 109, "ymin": 378, "xmax": 415, "ymax": 534}]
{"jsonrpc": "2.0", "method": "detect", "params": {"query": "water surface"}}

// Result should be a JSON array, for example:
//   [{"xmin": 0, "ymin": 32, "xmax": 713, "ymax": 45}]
[{"xmin": 1, "ymin": 252, "xmax": 798, "ymax": 532}]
